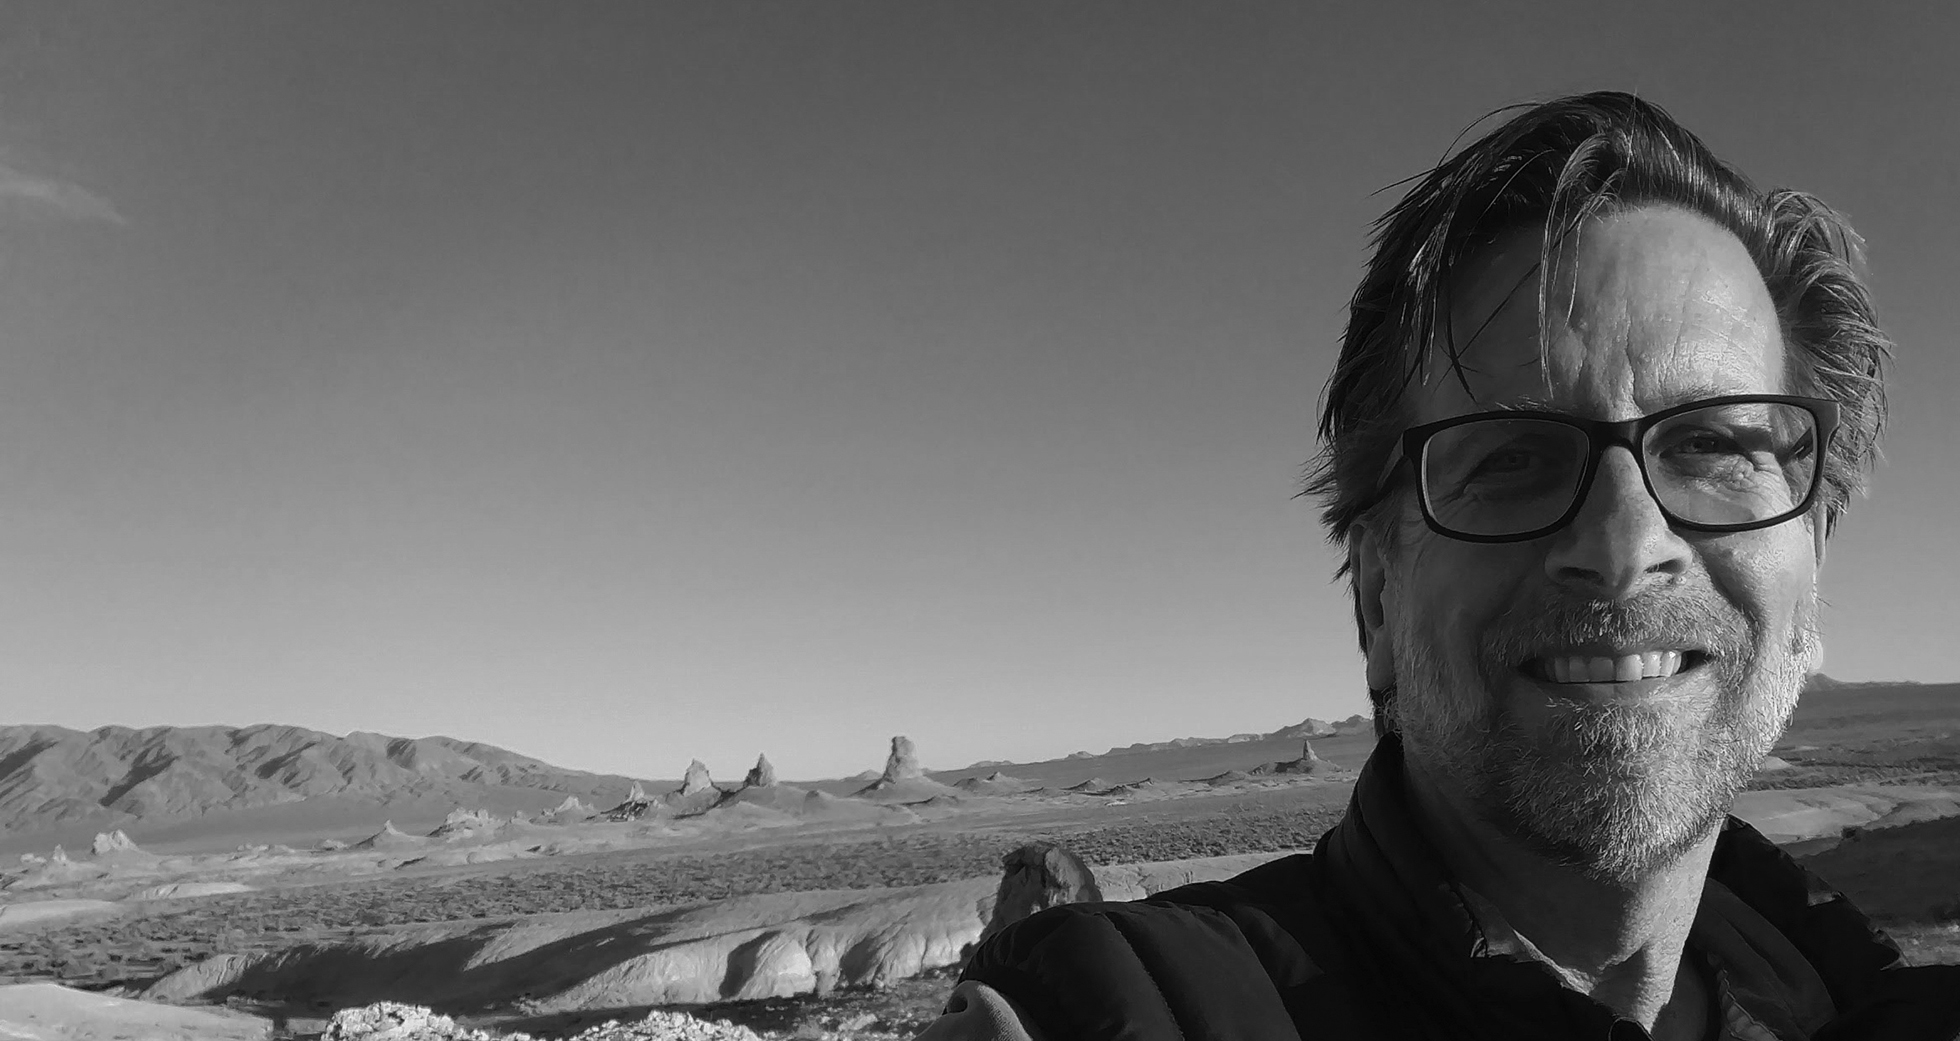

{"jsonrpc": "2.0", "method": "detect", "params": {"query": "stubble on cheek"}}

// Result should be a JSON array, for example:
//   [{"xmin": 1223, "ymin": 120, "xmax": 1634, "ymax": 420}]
[{"xmin": 1387, "ymin": 569, "xmax": 1815, "ymax": 884}]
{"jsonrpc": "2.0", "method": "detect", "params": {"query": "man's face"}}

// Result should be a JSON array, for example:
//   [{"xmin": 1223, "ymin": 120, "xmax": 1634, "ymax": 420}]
[{"xmin": 1365, "ymin": 205, "xmax": 1822, "ymax": 883}]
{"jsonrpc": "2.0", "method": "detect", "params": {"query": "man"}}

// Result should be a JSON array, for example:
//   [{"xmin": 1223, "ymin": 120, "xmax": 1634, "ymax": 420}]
[{"xmin": 916, "ymin": 93, "xmax": 1960, "ymax": 1040}]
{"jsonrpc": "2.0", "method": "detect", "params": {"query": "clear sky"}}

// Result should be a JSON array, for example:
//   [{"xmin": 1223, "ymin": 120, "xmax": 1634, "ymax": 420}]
[{"xmin": 2, "ymin": 2, "xmax": 1954, "ymax": 781}]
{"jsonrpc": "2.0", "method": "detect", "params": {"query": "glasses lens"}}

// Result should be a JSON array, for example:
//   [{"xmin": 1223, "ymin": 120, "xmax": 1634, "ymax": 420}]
[
  {"xmin": 1420, "ymin": 419, "xmax": 1589, "ymax": 537},
  {"xmin": 1643, "ymin": 402, "xmax": 1822, "ymax": 526}
]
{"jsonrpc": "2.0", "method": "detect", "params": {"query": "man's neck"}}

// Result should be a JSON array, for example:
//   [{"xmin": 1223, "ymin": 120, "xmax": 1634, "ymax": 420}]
[{"xmin": 1402, "ymin": 759, "xmax": 1719, "ymax": 1039}]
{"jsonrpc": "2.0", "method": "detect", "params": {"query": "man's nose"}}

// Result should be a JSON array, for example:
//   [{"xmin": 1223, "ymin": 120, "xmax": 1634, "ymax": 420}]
[{"xmin": 1543, "ymin": 447, "xmax": 1691, "ymax": 598}]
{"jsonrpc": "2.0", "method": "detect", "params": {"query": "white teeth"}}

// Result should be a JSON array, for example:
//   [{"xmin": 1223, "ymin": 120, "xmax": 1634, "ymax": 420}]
[{"xmin": 1539, "ymin": 651, "xmax": 1685, "ymax": 684}]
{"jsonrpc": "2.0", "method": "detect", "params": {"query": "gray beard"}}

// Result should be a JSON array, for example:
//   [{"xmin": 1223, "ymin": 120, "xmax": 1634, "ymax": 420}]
[{"xmin": 1388, "ymin": 586, "xmax": 1814, "ymax": 885}]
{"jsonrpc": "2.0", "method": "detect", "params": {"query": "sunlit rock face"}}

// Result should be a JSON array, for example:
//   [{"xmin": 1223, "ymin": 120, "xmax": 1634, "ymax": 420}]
[
  {"xmin": 90, "ymin": 830, "xmax": 142, "ymax": 856},
  {"xmin": 881, "ymin": 736, "xmax": 923, "ymax": 783},
  {"xmin": 744, "ymin": 754, "xmax": 777, "ymax": 788},
  {"xmin": 680, "ymin": 760, "xmax": 714, "ymax": 796}
]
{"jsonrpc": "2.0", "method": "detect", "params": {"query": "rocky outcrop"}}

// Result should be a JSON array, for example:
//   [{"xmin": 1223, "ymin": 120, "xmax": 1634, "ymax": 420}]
[
  {"xmin": 145, "ymin": 852, "xmax": 1296, "ymax": 1014},
  {"xmin": 89, "ymin": 830, "xmax": 143, "ymax": 856},
  {"xmin": 879, "ymin": 737, "xmax": 923, "ymax": 783},
  {"xmin": 352, "ymin": 820, "xmax": 427, "ymax": 850},
  {"xmin": 851, "ymin": 737, "xmax": 964, "ymax": 803},
  {"xmin": 1251, "ymin": 740, "xmax": 1350, "ymax": 777},
  {"xmin": 743, "ymin": 755, "xmax": 776, "ymax": 789},
  {"xmin": 680, "ymin": 760, "xmax": 713, "ymax": 796},
  {"xmin": 323, "ymin": 1001, "xmax": 762, "ymax": 1040},
  {"xmin": 428, "ymin": 807, "xmax": 506, "ymax": 839},
  {"xmin": 536, "ymin": 795, "xmax": 594, "ymax": 822},
  {"xmin": 980, "ymin": 842, "xmax": 1104, "ymax": 944}
]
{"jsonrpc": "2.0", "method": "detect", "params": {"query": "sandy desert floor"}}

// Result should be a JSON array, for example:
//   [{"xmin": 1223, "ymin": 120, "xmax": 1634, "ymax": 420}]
[{"xmin": 1, "ymin": 697, "xmax": 1956, "ymax": 1040}]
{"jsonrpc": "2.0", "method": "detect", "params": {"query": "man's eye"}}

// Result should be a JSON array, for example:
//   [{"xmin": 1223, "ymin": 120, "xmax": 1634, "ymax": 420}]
[
  {"xmin": 1477, "ymin": 448, "xmax": 1541, "ymax": 473},
  {"xmin": 1671, "ymin": 433, "xmax": 1735, "ymax": 455}
]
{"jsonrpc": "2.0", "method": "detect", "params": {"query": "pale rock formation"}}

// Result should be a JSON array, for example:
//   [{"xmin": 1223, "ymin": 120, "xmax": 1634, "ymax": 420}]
[
  {"xmin": 626, "ymin": 781, "xmax": 651, "ymax": 804},
  {"xmin": 1252, "ymin": 739, "xmax": 1351, "ymax": 778},
  {"xmin": 980, "ymin": 842, "xmax": 1104, "ymax": 944},
  {"xmin": 325, "ymin": 1002, "xmax": 764, "ymax": 1040},
  {"xmin": 324, "ymin": 1001, "xmax": 484, "ymax": 1039},
  {"xmin": 90, "ymin": 829, "xmax": 142, "ymax": 856},
  {"xmin": 137, "ymin": 881, "xmax": 255, "ymax": 900},
  {"xmin": 353, "ymin": 820, "xmax": 427, "ymax": 850},
  {"xmin": 880, "ymin": 736, "xmax": 923, "ymax": 783},
  {"xmin": 436, "ymin": 807, "xmax": 498, "ymax": 833},
  {"xmin": 143, "ymin": 852, "xmax": 1297, "ymax": 1014},
  {"xmin": 49, "ymin": 845, "xmax": 69, "ymax": 864},
  {"xmin": 744, "ymin": 754, "xmax": 777, "ymax": 788},
  {"xmin": 537, "ymin": 795, "xmax": 594, "ymax": 822},
  {"xmin": 680, "ymin": 760, "xmax": 713, "ymax": 796}
]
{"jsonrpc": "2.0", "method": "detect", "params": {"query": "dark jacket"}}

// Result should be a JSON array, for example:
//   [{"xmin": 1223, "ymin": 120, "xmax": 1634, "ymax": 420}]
[{"xmin": 960, "ymin": 737, "xmax": 1960, "ymax": 1040}]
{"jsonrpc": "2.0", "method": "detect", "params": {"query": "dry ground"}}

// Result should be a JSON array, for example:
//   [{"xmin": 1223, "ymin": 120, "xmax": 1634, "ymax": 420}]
[{"xmin": 0, "ymin": 784, "xmax": 1355, "ymax": 993}]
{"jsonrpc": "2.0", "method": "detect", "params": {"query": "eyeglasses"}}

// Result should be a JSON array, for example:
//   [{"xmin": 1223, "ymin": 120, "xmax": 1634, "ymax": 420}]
[{"xmin": 1368, "ymin": 394, "xmax": 1840, "ymax": 543}]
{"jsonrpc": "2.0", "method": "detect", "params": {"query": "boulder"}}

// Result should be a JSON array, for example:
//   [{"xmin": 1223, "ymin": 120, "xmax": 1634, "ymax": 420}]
[
  {"xmin": 428, "ymin": 808, "xmax": 507, "ymax": 840},
  {"xmin": 880, "ymin": 736, "xmax": 923, "ymax": 783},
  {"xmin": 537, "ymin": 795, "xmax": 594, "ymax": 822},
  {"xmin": 980, "ymin": 842, "xmax": 1104, "ymax": 945},
  {"xmin": 680, "ymin": 760, "xmax": 714, "ymax": 796},
  {"xmin": 90, "ymin": 829, "xmax": 143, "ymax": 856},
  {"xmin": 323, "ymin": 1001, "xmax": 472, "ymax": 1039},
  {"xmin": 744, "ymin": 754, "xmax": 777, "ymax": 788}
]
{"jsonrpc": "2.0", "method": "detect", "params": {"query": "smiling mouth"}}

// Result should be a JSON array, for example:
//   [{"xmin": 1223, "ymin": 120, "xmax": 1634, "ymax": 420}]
[{"xmin": 1522, "ymin": 650, "xmax": 1708, "ymax": 684}]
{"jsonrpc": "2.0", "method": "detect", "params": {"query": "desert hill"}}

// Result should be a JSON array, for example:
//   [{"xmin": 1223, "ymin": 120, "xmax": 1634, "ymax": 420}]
[
  {"xmin": 0, "ymin": 723, "xmax": 654, "ymax": 840},
  {"xmin": 5, "ymin": 675, "xmax": 1945, "ymax": 850}
]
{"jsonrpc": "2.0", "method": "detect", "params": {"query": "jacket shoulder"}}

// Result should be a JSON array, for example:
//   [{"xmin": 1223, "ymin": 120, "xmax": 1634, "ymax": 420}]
[{"xmin": 960, "ymin": 857, "xmax": 1374, "ymax": 1041}]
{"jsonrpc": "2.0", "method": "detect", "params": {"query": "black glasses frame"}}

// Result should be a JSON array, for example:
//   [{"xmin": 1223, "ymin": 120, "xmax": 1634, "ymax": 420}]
[{"xmin": 1370, "ymin": 394, "xmax": 1841, "ymax": 544}]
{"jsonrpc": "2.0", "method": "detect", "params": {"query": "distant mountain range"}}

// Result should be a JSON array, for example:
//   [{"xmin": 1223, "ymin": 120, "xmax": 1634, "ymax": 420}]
[
  {"xmin": 2, "ymin": 675, "xmax": 1943, "ymax": 841},
  {"xmin": 991, "ymin": 713, "xmax": 1375, "ymax": 766},
  {"xmin": 0, "ymin": 723, "xmax": 649, "ymax": 837}
]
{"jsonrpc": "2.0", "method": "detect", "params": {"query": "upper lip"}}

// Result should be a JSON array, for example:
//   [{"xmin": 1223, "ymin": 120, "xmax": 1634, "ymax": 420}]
[{"xmin": 1525, "ymin": 643, "xmax": 1702, "ymax": 658}]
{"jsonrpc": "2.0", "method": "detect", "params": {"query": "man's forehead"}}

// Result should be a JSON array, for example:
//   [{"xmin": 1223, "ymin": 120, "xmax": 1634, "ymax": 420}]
[{"xmin": 1415, "ymin": 206, "xmax": 1786, "ymax": 422}]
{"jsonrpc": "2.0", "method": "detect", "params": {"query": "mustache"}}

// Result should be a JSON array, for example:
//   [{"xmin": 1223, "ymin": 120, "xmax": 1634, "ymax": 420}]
[{"xmin": 1477, "ymin": 585, "xmax": 1755, "ymax": 669}]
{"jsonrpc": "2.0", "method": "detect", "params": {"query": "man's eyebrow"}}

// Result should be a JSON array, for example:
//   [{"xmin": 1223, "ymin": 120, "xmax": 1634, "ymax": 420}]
[{"xmin": 1487, "ymin": 383, "xmax": 1745, "ymax": 414}]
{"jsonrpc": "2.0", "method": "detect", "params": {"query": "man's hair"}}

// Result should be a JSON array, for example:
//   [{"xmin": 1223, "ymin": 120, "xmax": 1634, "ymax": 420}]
[{"xmin": 1305, "ymin": 91, "xmax": 1892, "ymax": 734}]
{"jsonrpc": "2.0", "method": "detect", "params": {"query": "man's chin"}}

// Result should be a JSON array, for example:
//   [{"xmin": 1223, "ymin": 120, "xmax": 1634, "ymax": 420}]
[
  {"xmin": 1491, "ymin": 754, "xmax": 1734, "ymax": 884},
  {"xmin": 1463, "ymin": 706, "xmax": 1747, "ymax": 884}
]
